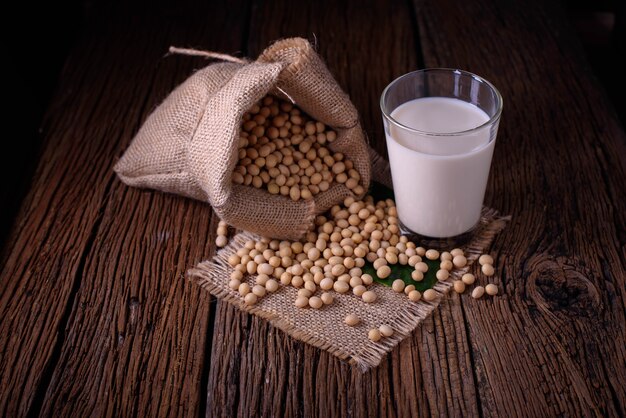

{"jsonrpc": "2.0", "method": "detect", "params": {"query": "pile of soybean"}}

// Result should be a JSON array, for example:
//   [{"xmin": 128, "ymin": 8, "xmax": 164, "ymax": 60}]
[
  {"xmin": 233, "ymin": 95, "xmax": 364, "ymax": 201},
  {"xmin": 222, "ymin": 194, "xmax": 499, "ymax": 342}
]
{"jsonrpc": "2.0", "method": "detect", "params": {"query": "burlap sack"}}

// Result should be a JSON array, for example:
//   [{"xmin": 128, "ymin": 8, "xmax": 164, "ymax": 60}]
[{"xmin": 114, "ymin": 38, "xmax": 370, "ymax": 240}]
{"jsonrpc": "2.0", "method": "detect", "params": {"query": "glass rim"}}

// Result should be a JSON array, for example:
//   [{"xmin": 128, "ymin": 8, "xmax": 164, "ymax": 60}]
[{"xmin": 380, "ymin": 68, "xmax": 503, "ymax": 137}]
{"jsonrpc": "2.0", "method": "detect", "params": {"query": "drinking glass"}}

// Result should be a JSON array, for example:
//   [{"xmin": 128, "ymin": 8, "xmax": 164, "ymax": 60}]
[{"xmin": 380, "ymin": 68, "xmax": 503, "ymax": 247}]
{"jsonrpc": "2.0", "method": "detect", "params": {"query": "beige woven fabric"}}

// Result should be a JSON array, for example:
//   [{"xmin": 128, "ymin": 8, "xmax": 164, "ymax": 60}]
[
  {"xmin": 189, "ymin": 157, "xmax": 509, "ymax": 371},
  {"xmin": 114, "ymin": 38, "xmax": 370, "ymax": 240}
]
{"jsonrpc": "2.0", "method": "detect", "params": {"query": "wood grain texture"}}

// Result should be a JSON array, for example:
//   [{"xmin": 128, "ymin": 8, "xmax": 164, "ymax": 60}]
[
  {"xmin": 0, "ymin": 0, "xmax": 624, "ymax": 417},
  {"xmin": 413, "ymin": 0, "xmax": 626, "ymax": 416},
  {"xmin": 0, "ymin": 1, "xmax": 247, "ymax": 416}
]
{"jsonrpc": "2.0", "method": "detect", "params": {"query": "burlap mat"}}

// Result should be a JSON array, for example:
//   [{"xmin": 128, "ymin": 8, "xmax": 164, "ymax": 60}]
[{"xmin": 189, "ymin": 153, "xmax": 509, "ymax": 371}]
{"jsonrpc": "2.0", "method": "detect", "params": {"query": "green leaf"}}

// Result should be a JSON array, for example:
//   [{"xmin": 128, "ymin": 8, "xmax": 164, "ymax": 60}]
[{"xmin": 363, "ymin": 258, "xmax": 439, "ymax": 292}]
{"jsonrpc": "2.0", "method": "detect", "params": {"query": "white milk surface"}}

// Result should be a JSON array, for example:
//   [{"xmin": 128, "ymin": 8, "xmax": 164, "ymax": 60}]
[{"xmin": 386, "ymin": 97, "xmax": 495, "ymax": 237}]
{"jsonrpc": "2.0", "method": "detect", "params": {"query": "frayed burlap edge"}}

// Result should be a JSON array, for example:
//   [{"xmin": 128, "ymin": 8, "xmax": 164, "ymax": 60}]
[{"xmin": 189, "ymin": 206, "xmax": 509, "ymax": 372}]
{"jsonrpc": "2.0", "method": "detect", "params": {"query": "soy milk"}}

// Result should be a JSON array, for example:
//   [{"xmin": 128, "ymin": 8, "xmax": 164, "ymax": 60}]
[{"xmin": 385, "ymin": 97, "xmax": 496, "ymax": 237}]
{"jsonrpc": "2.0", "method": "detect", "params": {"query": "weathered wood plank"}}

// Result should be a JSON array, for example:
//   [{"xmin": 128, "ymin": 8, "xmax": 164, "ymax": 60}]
[
  {"xmin": 0, "ymin": 1, "xmax": 248, "ymax": 416},
  {"xmin": 206, "ymin": 0, "xmax": 626, "ymax": 417},
  {"xmin": 413, "ymin": 0, "xmax": 626, "ymax": 416}
]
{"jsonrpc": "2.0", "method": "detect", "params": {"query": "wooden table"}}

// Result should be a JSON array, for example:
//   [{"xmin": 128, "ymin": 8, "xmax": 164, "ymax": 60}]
[{"xmin": 2, "ymin": 0, "xmax": 625, "ymax": 416}]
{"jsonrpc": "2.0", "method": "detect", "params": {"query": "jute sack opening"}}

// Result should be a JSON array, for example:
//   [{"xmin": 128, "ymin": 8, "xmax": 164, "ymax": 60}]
[{"xmin": 114, "ymin": 38, "xmax": 370, "ymax": 239}]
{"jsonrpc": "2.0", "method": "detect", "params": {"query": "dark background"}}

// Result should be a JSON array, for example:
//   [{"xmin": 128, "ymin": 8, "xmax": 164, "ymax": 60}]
[{"xmin": 2, "ymin": 0, "xmax": 624, "ymax": 251}]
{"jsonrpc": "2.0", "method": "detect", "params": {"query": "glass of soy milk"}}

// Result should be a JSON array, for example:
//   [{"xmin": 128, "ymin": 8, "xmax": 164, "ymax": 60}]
[{"xmin": 380, "ymin": 69, "xmax": 502, "ymax": 246}]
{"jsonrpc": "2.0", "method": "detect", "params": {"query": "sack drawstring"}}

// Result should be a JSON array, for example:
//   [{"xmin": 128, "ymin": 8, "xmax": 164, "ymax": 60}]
[{"xmin": 168, "ymin": 46, "xmax": 249, "ymax": 64}]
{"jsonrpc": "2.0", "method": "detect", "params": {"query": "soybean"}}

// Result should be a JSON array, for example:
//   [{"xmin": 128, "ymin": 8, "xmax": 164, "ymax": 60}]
[
  {"xmin": 472, "ymin": 286, "xmax": 485, "ymax": 299},
  {"xmin": 362, "ymin": 290, "xmax": 377, "ymax": 303},
  {"xmin": 453, "ymin": 280, "xmax": 466, "ymax": 294},
  {"xmin": 436, "ymin": 269, "xmax": 449, "ymax": 281},
  {"xmin": 368, "ymin": 328, "xmax": 382, "ymax": 342},
  {"xmin": 485, "ymin": 283, "xmax": 498, "ymax": 295},
  {"xmin": 408, "ymin": 290, "xmax": 422, "ymax": 302},
  {"xmin": 345, "ymin": 314, "xmax": 360, "ymax": 326},
  {"xmin": 482, "ymin": 264, "xmax": 495, "ymax": 276},
  {"xmin": 392, "ymin": 279, "xmax": 405, "ymax": 293},
  {"xmin": 461, "ymin": 273, "xmax": 476, "ymax": 285},
  {"xmin": 379, "ymin": 325, "xmax": 394, "ymax": 337},
  {"xmin": 423, "ymin": 289, "xmax": 437, "ymax": 301}
]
